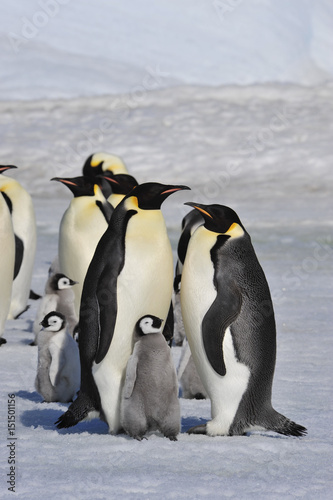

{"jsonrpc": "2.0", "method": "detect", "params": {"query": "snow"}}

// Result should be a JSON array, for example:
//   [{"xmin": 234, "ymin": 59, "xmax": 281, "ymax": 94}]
[{"xmin": 1, "ymin": 0, "xmax": 333, "ymax": 498}]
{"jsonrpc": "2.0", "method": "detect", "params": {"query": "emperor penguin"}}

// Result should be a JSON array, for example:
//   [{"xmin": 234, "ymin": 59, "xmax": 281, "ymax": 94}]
[
  {"xmin": 0, "ymin": 192, "xmax": 15, "ymax": 345},
  {"xmin": 0, "ymin": 165, "xmax": 37, "ymax": 319},
  {"xmin": 32, "ymin": 273, "xmax": 78, "ymax": 345},
  {"xmin": 52, "ymin": 176, "xmax": 113, "ymax": 316},
  {"xmin": 120, "ymin": 315, "xmax": 180, "ymax": 440},
  {"xmin": 35, "ymin": 312, "xmax": 80, "ymax": 403},
  {"xmin": 56, "ymin": 182, "xmax": 189, "ymax": 433},
  {"xmin": 173, "ymin": 209, "xmax": 204, "ymax": 346},
  {"xmin": 83, "ymin": 152, "xmax": 128, "ymax": 179},
  {"xmin": 180, "ymin": 202, "xmax": 307, "ymax": 437}
]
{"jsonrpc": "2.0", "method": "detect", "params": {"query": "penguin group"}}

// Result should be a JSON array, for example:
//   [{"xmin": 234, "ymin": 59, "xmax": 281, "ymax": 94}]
[{"xmin": 0, "ymin": 152, "xmax": 307, "ymax": 440}]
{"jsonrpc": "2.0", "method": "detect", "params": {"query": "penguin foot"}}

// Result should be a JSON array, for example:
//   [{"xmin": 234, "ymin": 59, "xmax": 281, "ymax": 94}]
[
  {"xmin": 167, "ymin": 435, "xmax": 178, "ymax": 441},
  {"xmin": 187, "ymin": 424, "xmax": 207, "ymax": 435},
  {"xmin": 133, "ymin": 435, "xmax": 147, "ymax": 441},
  {"xmin": 14, "ymin": 305, "xmax": 30, "ymax": 319},
  {"xmin": 193, "ymin": 392, "xmax": 207, "ymax": 400},
  {"xmin": 29, "ymin": 289, "xmax": 42, "ymax": 300},
  {"xmin": 0, "ymin": 337, "xmax": 7, "ymax": 346}
]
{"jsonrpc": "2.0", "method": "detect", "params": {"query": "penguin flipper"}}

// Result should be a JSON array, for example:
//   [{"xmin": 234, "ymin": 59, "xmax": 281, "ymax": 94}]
[
  {"xmin": 94, "ymin": 266, "xmax": 118, "ymax": 364},
  {"xmin": 48, "ymin": 343, "xmax": 64, "ymax": 387},
  {"xmin": 202, "ymin": 284, "xmax": 242, "ymax": 376},
  {"xmin": 95, "ymin": 199, "xmax": 114, "ymax": 224},
  {"xmin": 123, "ymin": 354, "xmax": 138, "ymax": 399},
  {"xmin": 13, "ymin": 234, "xmax": 24, "ymax": 280},
  {"xmin": 163, "ymin": 301, "xmax": 174, "ymax": 346}
]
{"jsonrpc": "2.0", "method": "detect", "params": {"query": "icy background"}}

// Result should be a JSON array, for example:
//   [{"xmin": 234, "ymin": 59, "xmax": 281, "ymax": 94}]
[{"xmin": 0, "ymin": 1, "xmax": 332, "ymax": 499}]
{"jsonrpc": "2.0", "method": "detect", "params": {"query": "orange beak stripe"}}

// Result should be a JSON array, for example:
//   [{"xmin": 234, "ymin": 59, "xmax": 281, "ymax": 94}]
[
  {"xmin": 58, "ymin": 179, "xmax": 78, "ymax": 186},
  {"xmin": 193, "ymin": 206, "xmax": 213, "ymax": 219},
  {"xmin": 160, "ymin": 188, "xmax": 183, "ymax": 195}
]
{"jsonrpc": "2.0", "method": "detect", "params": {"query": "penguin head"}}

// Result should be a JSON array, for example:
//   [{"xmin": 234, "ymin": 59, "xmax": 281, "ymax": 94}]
[
  {"xmin": 51, "ymin": 273, "xmax": 78, "ymax": 291},
  {"xmin": 184, "ymin": 202, "xmax": 245, "ymax": 238},
  {"xmin": 40, "ymin": 312, "xmax": 66, "ymax": 332},
  {"xmin": 125, "ymin": 182, "xmax": 190, "ymax": 210},
  {"xmin": 82, "ymin": 153, "xmax": 128, "ymax": 177},
  {"xmin": 0, "ymin": 165, "xmax": 17, "ymax": 175},
  {"xmin": 136, "ymin": 315, "xmax": 163, "ymax": 336},
  {"xmin": 51, "ymin": 176, "xmax": 103, "ymax": 198},
  {"xmin": 101, "ymin": 173, "xmax": 138, "ymax": 196}
]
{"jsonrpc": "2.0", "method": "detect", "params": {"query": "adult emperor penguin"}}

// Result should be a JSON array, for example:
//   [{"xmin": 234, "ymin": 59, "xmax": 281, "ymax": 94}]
[
  {"xmin": 56, "ymin": 182, "xmax": 189, "ymax": 433},
  {"xmin": 120, "ymin": 315, "xmax": 180, "ymax": 440},
  {"xmin": 32, "ymin": 273, "xmax": 78, "ymax": 345},
  {"xmin": 35, "ymin": 312, "xmax": 80, "ymax": 403},
  {"xmin": 0, "ymin": 191, "xmax": 15, "ymax": 345},
  {"xmin": 52, "ymin": 175, "xmax": 113, "ymax": 316},
  {"xmin": 180, "ymin": 202, "xmax": 307, "ymax": 437},
  {"xmin": 0, "ymin": 165, "xmax": 37, "ymax": 319},
  {"xmin": 173, "ymin": 208, "xmax": 204, "ymax": 346},
  {"xmin": 82, "ymin": 152, "xmax": 128, "ymax": 180}
]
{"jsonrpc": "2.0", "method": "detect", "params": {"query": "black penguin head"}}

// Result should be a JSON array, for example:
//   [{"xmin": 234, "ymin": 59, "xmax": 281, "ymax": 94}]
[
  {"xmin": 136, "ymin": 315, "xmax": 163, "ymax": 336},
  {"xmin": 126, "ymin": 182, "xmax": 190, "ymax": 210},
  {"xmin": 184, "ymin": 202, "xmax": 245, "ymax": 235},
  {"xmin": 40, "ymin": 311, "xmax": 66, "ymax": 332},
  {"xmin": 51, "ymin": 176, "xmax": 101, "ymax": 198},
  {"xmin": 101, "ymin": 173, "xmax": 138, "ymax": 196},
  {"xmin": 82, "ymin": 152, "xmax": 127, "ymax": 177},
  {"xmin": 51, "ymin": 273, "xmax": 78, "ymax": 291},
  {"xmin": 0, "ymin": 165, "xmax": 17, "ymax": 175}
]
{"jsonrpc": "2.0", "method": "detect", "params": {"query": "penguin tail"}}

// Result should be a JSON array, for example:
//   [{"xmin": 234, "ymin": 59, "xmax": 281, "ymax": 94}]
[
  {"xmin": 264, "ymin": 410, "xmax": 307, "ymax": 437},
  {"xmin": 55, "ymin": 392, "xmax": 97, "ymax": 429}
]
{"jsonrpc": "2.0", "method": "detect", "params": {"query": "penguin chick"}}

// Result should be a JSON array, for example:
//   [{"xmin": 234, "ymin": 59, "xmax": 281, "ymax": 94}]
[
  {"xmin": 32, "ymin": 273, "xmax": 78, "ymax": 345},
  {"xmin": 120, "ymin": 315, "xmax": 180, "ymax": 441},
  {"xmin": 35, "ymin": 312, "xmax": 80, "ymax": 403},
  {"xmin": 177, "ymin": 339, "xmax": 208, "ymax": 400}
]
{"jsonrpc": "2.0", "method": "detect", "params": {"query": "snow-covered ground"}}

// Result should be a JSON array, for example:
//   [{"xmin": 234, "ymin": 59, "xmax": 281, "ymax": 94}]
[
  {"xmin": 1, "ymin": 1, "xmax": 333, "ymax": 498},
  {"xmin": 0, "ymin": 82, "xmax": 332, "ymax": 500}
]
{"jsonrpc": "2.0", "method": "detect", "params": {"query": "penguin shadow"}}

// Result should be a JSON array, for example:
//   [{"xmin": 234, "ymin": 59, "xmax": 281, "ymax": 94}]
[
  {"xmin": 16, "ymin": 390, "xmax": 42, "ymax": 403},
  {"xmin": 181, "ymin": 416, "xmax": 208, "ymax": 433}
]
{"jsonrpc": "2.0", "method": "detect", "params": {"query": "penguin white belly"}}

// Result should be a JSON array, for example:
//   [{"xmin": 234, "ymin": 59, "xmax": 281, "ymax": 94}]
[
  {"xmin": 181, "ymin": 226, "xmax": 250, "ymax": 436},
  {"xmin": 59, "ymin": 198, "xmax": 108, "ymax": 315},
  {"xmin": 8, "ymin": 188, "xmax": 37, "ymax": 319},
  {"xmin": 0, "ymin": 199, "xmax": 15, "ymax": 336},
  {"xmin": 93, "ymin": 210, "xmax": 174, "ymax": 433}
]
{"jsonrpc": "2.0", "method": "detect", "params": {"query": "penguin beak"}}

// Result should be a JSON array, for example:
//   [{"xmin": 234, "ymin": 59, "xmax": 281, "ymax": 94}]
[
  {"xmin": 100, "ymin": 175, "xmax": 120, "ymax": 185},
  {"xmin": 51, "ymin": 177, "xmax": 78, "ymax": 187},
  {"xmin": 184, "ymin": 202, "xmax": 213, "ymax": 219},
  {"xmin": 69, "ymin": 279, "xmax": 79, "ymax": 286},
  {"xmin": 0, "ymin": 165, "xmax": 17, "ymax": 173},
  {"xmin": 161, "ymin": 185, "xmax": 190, "ymax": 195}
]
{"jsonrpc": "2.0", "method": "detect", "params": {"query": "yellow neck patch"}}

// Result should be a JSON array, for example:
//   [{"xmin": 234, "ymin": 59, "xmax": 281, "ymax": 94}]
[
  {"xmin": 224, "ymin": 222, "xmax": 244, "ymax": 239},
  {"xmin": 125, "ymin": 196, "xmax": 139, "ymax": 210}
]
